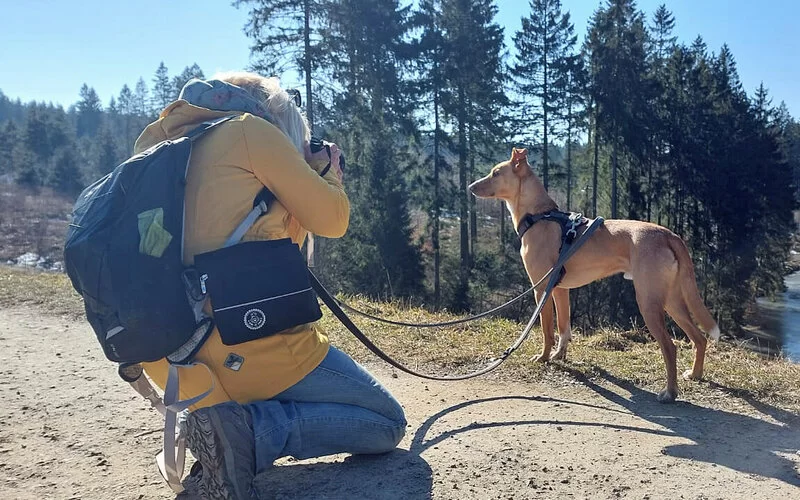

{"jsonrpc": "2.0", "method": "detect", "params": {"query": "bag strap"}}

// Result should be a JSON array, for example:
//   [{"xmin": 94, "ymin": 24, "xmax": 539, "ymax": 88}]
[
  {"xmin": 223, "ymin": 187, "xmax": 277, "ymax": 247},
  {"xmin": 158, "ymin": 362, "xmax": 216, "ymax": 493},
  {"xmin": 185, "ymin": 114, "xmax": 238, "ymax": 142},
  {"xmin": 122, "ymin": 363, "xmax": 215, "ymax": 494}
]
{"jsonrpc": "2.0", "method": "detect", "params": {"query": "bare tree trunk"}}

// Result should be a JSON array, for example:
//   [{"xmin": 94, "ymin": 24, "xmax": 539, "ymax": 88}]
[
  {"xmin": 566, "ymin": 103, "xmax": 573, "ymax": 210},
  {"xmin": 303, "ymin": 0, "xmax": 316, "ymax": 267},
  {"xmin": 646, "ymin": 159, "xmax": 653, "ymax": 222},
  {"xmin": 611, "ymin": 127, "xmax": 618, "ymax": 219},
  {"xmin": 468, "ymin": 117, "xmax": 477, "ymax": 260},
  {"xmin": 458, "ymin": 85, "xmax": 469, "ymax": 306},
  {"xmin": 499, "ymin": 200, "xmax": 505, "ymax": 259},
  {"xmin": 433, "ymin": 83, "xmax": 441, "ymax": 310},
  {"xmin": 592, "ymin": 102, "xmax": 599, "ymax": 218},
  {"xmin": 542, "ymin": 50, "xmax": 549, "ymax": 190},
  {"xmin": 303, "ymin": 0, "xmax": 314, "ymax": 131}
]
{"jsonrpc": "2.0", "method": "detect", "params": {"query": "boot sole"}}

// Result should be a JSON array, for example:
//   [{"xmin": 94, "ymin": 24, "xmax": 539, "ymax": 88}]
[{"xmin": 186, "ymin": 409, "xmax": 251, "ymax": 500}]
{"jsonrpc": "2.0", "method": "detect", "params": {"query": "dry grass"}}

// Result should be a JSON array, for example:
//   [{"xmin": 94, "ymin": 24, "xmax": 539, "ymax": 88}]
[
  {"xmin": 0, "ymin": 266, "xmax": 85, "ymax": 319},
  {"xmin": 0, "ymin": 184, "xmax": 74, "ymax": 262},
  {"xmin": 2, "ymin": 265, "xmax": 799, "ymax": 414}
]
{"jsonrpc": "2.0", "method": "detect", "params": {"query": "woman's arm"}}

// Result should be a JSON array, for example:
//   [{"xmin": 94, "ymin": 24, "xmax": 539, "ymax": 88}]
[{"xmin": 240, "ymin": 114, "xmax": 350, "ymax": 238}]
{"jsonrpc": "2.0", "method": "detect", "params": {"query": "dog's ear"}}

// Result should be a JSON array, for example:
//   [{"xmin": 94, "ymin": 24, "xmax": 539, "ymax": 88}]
[
  {"xmin": 511, "ymin": 148, "xmax": 528, "ymax": 162},
  {"xmin": 511, "ymin": 148, "xmax": 529, "ymax": 176}
]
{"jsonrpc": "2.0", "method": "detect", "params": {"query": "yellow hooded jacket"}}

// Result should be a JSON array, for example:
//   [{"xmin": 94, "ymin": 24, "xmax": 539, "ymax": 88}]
[{"xmin": 136, "ymin": 100, "xmax": 349, "ymax": 408}]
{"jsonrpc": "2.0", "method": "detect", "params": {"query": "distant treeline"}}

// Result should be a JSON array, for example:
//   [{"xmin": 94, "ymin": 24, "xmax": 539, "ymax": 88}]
[{"xmin": 2, "ymin": 0, "xmax": 800, "ymax": 334}]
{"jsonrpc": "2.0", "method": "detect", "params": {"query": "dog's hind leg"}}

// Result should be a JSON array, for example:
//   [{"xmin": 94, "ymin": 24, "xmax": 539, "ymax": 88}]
[
  {"xmin": 666, "ymin": 289, "xmax": 708, "ymax": 381},
  {"xmin": 550, "ymin": 287, "xmax": 572, "ymax": 361},
  {"xmin": 533, "ymin": 290, "xmax": 556, "ymax": 362},
  {"xmin": 634, "ymin": 280, "xmax": 679, "ymax": 403}
]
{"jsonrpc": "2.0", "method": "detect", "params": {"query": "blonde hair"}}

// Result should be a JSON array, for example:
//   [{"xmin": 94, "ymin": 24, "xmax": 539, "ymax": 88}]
[{"xmin": 213, "ymin": 71, "xmax": 310, "ymax": 153}]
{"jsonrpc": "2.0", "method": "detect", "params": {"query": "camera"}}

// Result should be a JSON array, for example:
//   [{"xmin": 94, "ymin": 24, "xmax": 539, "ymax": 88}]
[{"xmin": 309, "ymin": 136, "xmax": 345, "ymax": 176}]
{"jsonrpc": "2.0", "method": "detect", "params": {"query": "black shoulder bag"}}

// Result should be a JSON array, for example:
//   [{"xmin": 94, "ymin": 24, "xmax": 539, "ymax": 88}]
[{"xmin": 193, "ymin": 188, "xmax": 322, "ymax": 346}]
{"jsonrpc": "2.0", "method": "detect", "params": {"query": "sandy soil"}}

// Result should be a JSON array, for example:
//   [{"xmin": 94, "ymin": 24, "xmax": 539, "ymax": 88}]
[{"xmin": 1, "ymin": 307, "xmax": 799, "ymax": 500}]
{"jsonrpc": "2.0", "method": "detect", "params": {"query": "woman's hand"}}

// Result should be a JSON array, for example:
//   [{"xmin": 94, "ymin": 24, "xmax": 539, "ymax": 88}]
[
  {"xmin": 328, "ymin": 143, "xmax": 343, "ymax": 182},
  {"xmin": 304, "ymin": 141, "xmax": 343, "ymax": 182}
]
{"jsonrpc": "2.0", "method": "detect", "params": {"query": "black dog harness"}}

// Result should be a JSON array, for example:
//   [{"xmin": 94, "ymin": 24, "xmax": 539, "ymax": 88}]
[{"xmin": 516, "ymin": 210, "xmax": 591, "ymax": 284}]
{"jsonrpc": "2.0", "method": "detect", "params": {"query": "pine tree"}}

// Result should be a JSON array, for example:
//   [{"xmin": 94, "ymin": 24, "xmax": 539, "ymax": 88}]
[
  {"xmin": 117, "ymin": 85, "xmax": 134, "ymax": 115},
  {"xmin": 236, "ymin": 0, "xmax": 329, "ymax": 130},
  {"xmin": 561, "ymin": 53, "xmax": 587, "ymax": 209},
  {"xmin": 107, "ymin": 96, "xmax": 118, "ymax": 115},
  {"xmin": 414, "ymin": 0, "xmax": 447, "ymax": 308},
  {"xmin": 75, "ymin": 84, "xmax": 103, "ymax": 137},
  {"xmin": 647, "ymin": 4, "xmax": 677, "ymax": 222},
  {"xmin": 512, "ymin": 0, "xmax": 578, "ymax": 190},
  {"xmin": 93, "ymin": 126, "xmax": 121, "ymax": 178},
  {"xmin": 585, "ymin": 0, "xmax": 650, "ymax": 218},
  {"xmin": 464, "ymin": 0, "xmax": 508, "ymax": 261},
  {"xmin": 116, "ymin": 84, "xmax": 138, "ymax": 152},
  {"xmin": 151, "ymin": 62, "xmax": 173, "ymax": 112},
  {"xmin": 650, "ymin": 4, "xmax": 676, "ymax": 61},
  {"xmin": 16, "ymin": 106, "xmax": 50, "ymax": 186},
  {"xmin": 133, "ymin": 78, "xmax": 150, "ymax": 117},
  {"xmin": 439, "ymin": 0, "xmax": 507, "ymax": 309},
  {"xmin": 313, "ymin": 0, "xmax": 423, "ymax": 299},
  {"xmin": 22, "ymin": 106, "xmax": 50, "ymax": 163},
  {"xmin": 47, "ymin": 146, "xmax": 83, "ymax": 196},
  {"xmin": 0, "ymin": 120, "xmax": 18, "ymax": 175}
]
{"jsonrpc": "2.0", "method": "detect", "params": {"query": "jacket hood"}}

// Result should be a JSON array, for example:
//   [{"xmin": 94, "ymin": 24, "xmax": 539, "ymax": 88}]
[{"xmin": 133, "ymin": 100, "xmax": 235, "ymax": 154}]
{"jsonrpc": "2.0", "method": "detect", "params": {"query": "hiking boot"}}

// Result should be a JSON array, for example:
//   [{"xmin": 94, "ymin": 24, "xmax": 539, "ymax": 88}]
[{"xmin": 186, "ymin": 402, "xmax": 258, "ymax": 500}]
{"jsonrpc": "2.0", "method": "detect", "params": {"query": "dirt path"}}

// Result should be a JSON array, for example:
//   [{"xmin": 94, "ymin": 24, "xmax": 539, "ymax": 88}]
[{"xmin": 1, "ymin": 308, "xmax": 799, "ymax": 500}]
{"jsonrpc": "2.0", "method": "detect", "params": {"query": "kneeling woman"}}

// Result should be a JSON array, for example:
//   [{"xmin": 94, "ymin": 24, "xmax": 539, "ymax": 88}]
[{"xmin": 137, "ymin": 71, "xmax": 406, "ymax": 499}]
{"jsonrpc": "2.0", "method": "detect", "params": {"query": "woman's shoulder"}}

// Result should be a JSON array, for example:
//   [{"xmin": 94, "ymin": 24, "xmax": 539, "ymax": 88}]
[{"xmin": 237, "ymin": 113, "xmax": 303, "ymax": 159}]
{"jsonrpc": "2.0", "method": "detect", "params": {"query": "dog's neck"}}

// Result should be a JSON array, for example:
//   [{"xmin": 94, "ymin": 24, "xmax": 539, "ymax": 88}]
[{"xmin": 506, "ymin": 173, "xmax": 559, "ymax": 230}]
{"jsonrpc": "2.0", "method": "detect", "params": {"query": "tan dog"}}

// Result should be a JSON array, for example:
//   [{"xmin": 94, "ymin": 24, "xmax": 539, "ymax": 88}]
[{"xmin": 469, "ymin": 148, "xmax": 719, "ymax": 403}]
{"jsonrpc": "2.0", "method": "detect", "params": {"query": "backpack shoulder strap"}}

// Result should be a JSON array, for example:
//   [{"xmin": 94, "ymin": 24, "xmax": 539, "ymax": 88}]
[{"xmin": 184, "ymin": 114, "xmax": 239, "ymax": 142}]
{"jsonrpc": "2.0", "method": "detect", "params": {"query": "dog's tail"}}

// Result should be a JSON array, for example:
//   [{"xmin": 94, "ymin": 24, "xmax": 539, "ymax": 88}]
[{"xmin": 668, "ymin": 235, "xmax": 720, "ymax": 341}]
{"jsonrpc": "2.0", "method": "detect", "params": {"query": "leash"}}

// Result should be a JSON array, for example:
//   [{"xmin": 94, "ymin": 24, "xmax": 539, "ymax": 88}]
[
  {"xmin": 331, "ymin": 215, "xmax": 590, "ymax": 329},
  {"xmin": 335, "ymin": 287, "xmax": 534, "ymax": 328},
  {"xmin": 310, "ymin": 217, "xmax": 605, "ymax": 381}
]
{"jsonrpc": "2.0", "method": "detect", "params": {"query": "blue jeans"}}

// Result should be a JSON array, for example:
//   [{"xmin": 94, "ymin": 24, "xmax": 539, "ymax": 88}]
[{"xmin": 245, "ymin": 346, "xmax": 407, "ymax": 473}]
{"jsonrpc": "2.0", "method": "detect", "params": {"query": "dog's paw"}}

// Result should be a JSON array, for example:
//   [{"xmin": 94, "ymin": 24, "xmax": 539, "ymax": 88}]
[
  {"xmin": 531, "ymin": 353, "xmax": 550, "ymax": 363},
  {"xmin": 550, "ymin": 349, "xmax": 567, "ymax": 361},
  {"xmin": 656, "ymin": 388, "xmax": 678, "ymax": 404},
  {"xmin": 682, "ymin": 369, "xmax": 702, "ymax": 381}
]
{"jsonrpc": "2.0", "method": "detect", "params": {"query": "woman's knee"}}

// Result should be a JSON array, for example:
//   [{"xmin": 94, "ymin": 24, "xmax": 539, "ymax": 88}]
[{"xmin": 390, "ymin": 419, "xmax": 407, "ymax": 448}]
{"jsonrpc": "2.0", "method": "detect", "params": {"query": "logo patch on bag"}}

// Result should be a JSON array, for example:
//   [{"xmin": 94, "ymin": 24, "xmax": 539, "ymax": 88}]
[
  {"xmin": 243, "ymin": 308, "xmax": 266, "ymax": 330},
  {"xmin": 224, "ymin": 353, "xmax": 245, "ymax": 371}
]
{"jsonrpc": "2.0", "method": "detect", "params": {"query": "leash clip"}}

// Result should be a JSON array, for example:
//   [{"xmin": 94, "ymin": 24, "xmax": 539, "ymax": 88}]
[{"xmin": 565, "ymin": 212, "xmax": 583, "ymax": 239}]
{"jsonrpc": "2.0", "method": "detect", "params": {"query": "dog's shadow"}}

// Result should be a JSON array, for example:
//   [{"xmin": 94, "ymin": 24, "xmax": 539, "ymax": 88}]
[{"xmin": 555, "ymin": 364, "xmax": 800, "ymax": 486}]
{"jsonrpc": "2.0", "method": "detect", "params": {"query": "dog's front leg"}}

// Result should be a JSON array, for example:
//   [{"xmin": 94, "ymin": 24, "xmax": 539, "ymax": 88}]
[
  {"xmin": 533, "ymin": 289, "xmax": 556, "ymax": 362},
  {"xmin": 550, "ymin": 287, "xmax": 572, "ymax": 361}
]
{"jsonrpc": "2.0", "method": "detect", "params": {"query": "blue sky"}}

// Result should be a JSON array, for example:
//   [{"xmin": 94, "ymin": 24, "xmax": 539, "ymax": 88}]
[{"xmin": 2, "ymin": 0, "xmax": 798, "ymax": 116}]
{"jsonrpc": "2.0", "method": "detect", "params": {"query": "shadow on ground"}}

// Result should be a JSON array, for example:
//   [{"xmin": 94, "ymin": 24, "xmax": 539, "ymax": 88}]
[
  {"xmin": 179, "ymin": 448, "xmax": 433, "ymax": 500},
  {"xmin": 557, "ymin": 364, "xmax": 800, "ymax": 487}
]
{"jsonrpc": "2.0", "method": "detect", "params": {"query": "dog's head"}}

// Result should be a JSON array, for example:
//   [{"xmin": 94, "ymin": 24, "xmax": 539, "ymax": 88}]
[{"xmin": 468, "ymin": 148, "xmax": 532, "ymax": 200}]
